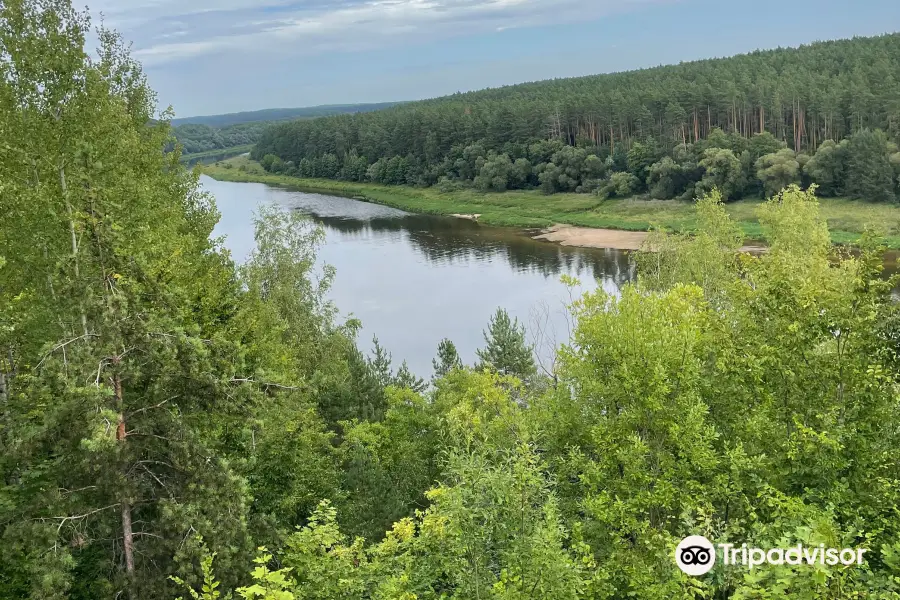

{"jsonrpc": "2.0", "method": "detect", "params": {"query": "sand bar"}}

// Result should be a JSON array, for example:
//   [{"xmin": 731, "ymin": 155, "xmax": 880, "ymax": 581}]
[
  {"xmin": 532, "ymin": 224, "xmax": 648, "ymax": 250},
  {"xmin": 532, "ymin": 224, "xmax": 766, "ymax": 254}
]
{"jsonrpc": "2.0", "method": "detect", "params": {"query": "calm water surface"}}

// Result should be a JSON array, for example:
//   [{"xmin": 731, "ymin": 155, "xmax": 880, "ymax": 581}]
[{"xmin": 202, "ymin": 175, "xmax": 636, "ymax": 376}]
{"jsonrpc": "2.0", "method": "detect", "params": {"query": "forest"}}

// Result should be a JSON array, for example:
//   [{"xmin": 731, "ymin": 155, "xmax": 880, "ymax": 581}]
[
  {"xmin": 173, "ymin": 121, "xmax": 273, "ymax": 155},
  {"xmin": 4, "ymin": 1, "xmax": 900, "ymax": 599},
  {"xmin": 172, "ymin": 104, "xmax": 401, "ymax": 157},
  {"xmin": 252, "ymin": 33, "xmax": 900, "ymax": 203}
]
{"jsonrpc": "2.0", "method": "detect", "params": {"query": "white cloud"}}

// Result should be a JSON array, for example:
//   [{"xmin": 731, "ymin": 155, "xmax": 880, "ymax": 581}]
[{"xmin": 91, "ymin": 0, "xmax": 671, "ymax": 66}]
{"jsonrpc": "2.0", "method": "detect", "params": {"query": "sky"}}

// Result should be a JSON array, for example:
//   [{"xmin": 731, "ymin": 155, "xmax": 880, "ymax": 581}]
[{"xmin": 87, "ymin": 0, "xmax": 900, "ymax": 118}]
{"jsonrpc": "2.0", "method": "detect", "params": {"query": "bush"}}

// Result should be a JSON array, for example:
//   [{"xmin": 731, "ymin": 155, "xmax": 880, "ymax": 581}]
[{"xmin": 436, "ymin": 176, "xmax": 463, "ymax": 193}]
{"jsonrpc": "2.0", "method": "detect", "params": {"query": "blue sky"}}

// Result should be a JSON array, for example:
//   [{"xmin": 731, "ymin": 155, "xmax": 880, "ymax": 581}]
[{"xmin": 88, "ymin": 0, "xmax": 900, "ymax": 117}]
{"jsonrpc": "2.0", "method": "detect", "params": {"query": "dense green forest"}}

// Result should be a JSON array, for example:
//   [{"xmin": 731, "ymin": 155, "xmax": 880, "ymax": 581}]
[
  {"xmin": 5, "ymin": 1, "xmax": 900, "ymax": 599},
  {"xmin": 253, "ymin": 34, "xmax": 900, "ymax": 203}
]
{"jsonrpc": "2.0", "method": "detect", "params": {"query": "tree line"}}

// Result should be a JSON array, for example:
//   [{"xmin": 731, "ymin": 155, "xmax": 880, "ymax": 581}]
[
  {"xmin": 5, "ymin": 2, "xmax": 900, "ymax": 599},
  {"xmin": 171, "ymin": 103, "xmax": 404, "ymax": 156},
  {"xmin": 252, "ymin": 33, "xmax": 900, "ymax": 202},
  {"xmin": 172, "ymin": 122, "xmax": 272, "ymax": 155},
  {"xmin": 171, "ymin": 103, "xmax": 402, "ymax": 128}
]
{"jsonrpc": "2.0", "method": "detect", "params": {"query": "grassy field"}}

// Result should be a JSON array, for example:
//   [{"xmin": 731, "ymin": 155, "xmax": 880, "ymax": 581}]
[{"xmin": 202, "ymin": 155, "xmax": 900, "ymax": 248}]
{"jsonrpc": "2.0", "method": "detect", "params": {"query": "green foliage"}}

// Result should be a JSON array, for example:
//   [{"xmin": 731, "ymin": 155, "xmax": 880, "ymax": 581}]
[
  {"xmin": 646, "ymin": 156, "xmax": 689, "ymax": 199},
  {"xmin": 204, "ymin": 157, "xmax": 900, "ymax": 247},
  {"xmin": 339, "ymin": 150, "xmax": 368, "ymax": 182},
  {"xmin": 747, "ymin": 131, "xmax": 787, "ymax": 161},
  {"xmin": 432, "ymin": 338, "xmax": 463, "ymax": 379},
  {"xmin": 250, "ymin": 438, "xmax": 591, "ymax": 599},
  {"xmin": 279, "ymin": 502, "xmax": 368, "ymax": 599},
  {"xmin": 474, "ymin": 151, "xmax": 514, "ymax": 191},
  {"xmin": 252, "ymin": 34, "xmax": 900, "ymax": 204},
  {"xmin": 261, "ymin": 153, "xmax": 284, "ymax": 172},
  {"xmin": 337, "ymin": 387, "xmax": 442, "ymax": 541},
  {"xmin": 598, "ymin": 171, "xmax": 641, "ymax": 199},
  {"xmin": 755, "ymin": 148, "xmax": 801, "ymax": 197},
  {"xmin": 171, "ymin": 539, "xmax": 222, "ymax": 600},
  {"xmin": 475, "ymin": 308, "xmax": 536, "ymax": 378},
  {"xmin": 173, "ymin": 121, "xmax": 273, "ymax": 155},
  {"xmin": 237, "ymin": 550, "xmax": 295, "ymax": 600},
  {"xmin": 535, "ymin": 146, "xmax": 605, "ymax": 194},
  {"xmin": 844, "ymin": 128, "xmax": 897, "ymax": 202},
  {"xmin": 394, "ymin": 361, "xmax": 426, "ymax": 393},
  {"xmin": 366, "ymin": 156, "xmax": 410, "ymax": 185},
  {"xmin": 245, "ymin": 398, "xmax": 341, "ymax": 542},
  {"xmin": 697, "ymin": 147, "xmax": 747, "ymax": 200},
  {"xmin": 804, "ymin": 139, "xmax": 847, "ymax": 196},
  {"xmin": 259, "ymin": 33, "xmax": 900, "ymax": 170},
  {"xmin": 626, "ymin": 140, "xmax": 660, "ymax": 188},
  {"xmin": 9, "ymin": 3, "xmax": 900, "ymax": 599},
  {"xmin": 0, "ymin": 3, "xmax": 385, "ymax": 597},
  {"xmin": 638, "ymin": 189, "xmax": 744, "ymax": 296}
]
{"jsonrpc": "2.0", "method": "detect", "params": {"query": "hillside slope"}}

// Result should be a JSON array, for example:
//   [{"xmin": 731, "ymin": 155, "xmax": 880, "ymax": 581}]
[
  {"xmin": 251, "ymin": 33, "xmax": 900, "ymax": 204},
  {"xmin": 171, "ymin": 102, "xmax": 401, "ymax": 127}
]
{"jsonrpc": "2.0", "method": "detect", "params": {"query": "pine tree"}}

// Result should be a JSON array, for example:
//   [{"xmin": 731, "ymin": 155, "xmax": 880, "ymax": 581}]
[
  {"xmin": 844, "ymin": 129, "xmax": 896, "ymax": 202},
  {"xmin": 0, "ymin": 4, "xmax": 261, "ymax": 596},
  {"xmin": 394, "ymin": 360, "xmax": 426, "ymax": 393},
  {"xmin": 432, "ymin": 338, "xmax": 463, "ymax": 379},
  {"xmin": 475, "ymin": 309, "xmax": 536, "ymax": 378},
  {"xmin": 368, "ymin": 336, "xmax": 394, "ymax": 388}
]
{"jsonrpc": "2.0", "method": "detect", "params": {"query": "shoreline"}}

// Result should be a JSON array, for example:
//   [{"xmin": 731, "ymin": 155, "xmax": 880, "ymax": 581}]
[
  {"xmin": 532, "ymin": 224, "xmax": 648, "ymax": 250},
  {"xmin": 199, "ymin": 157, "xmax": 900, "ymax": 251},
  {"xmin": 532, "ymin": 224, "xmax": 768, "ymax": 254}
]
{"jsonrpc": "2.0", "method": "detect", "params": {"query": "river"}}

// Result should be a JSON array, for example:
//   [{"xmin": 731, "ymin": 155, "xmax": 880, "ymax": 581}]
[
  {"xmin": 202, "ymin": 175, "xmax": 636, "ymax": 377},
  {"xmin": 203, "ymin": 176, "xmax": 900, "ymax": 377}
]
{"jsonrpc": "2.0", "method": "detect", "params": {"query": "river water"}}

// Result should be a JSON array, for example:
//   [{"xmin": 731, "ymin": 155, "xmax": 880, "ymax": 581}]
[
  {"xmin": 202, "ymin": 175, "xmax": 635, "ymax": 377},
  {"xmin": 202, "ymin": 176, "xmax": 900, "ymax": 376}
]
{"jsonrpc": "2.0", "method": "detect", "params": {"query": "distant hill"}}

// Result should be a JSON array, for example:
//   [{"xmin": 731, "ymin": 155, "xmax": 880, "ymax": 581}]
[
  {"xmin": 169, "ymin": 101, "xmax": 403, "ymax": 159},
  {"xmin": 171, "ymin": 102, "xmax": 402, "ymax": 128}
]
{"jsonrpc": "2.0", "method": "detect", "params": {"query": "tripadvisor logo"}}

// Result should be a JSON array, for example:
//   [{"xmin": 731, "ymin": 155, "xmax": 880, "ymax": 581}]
[
  {"xmin": 676, "ymin": 536, "xmax": 716, "ymax": 575},
  {"xmin": 675, "ymin": 535, "xmax": 868, "ymax": 576}
]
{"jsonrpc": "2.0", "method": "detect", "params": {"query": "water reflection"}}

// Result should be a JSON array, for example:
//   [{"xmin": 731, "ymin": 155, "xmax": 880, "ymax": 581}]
[
  {"xmin": 203, "ymin": 176, "xmax": 898, "ymax": 377},
  {"xmin": 278, "ymin": 193, "xmax": 637, "ymax": 288},
  {"xmin": 204, "ymin": 177, "xmax": 634, "ymax": 376}
]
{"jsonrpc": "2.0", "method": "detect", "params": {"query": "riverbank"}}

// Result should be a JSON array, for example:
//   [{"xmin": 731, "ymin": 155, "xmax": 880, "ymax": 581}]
[
  {"xmin": 202, "ymin": 156, "xmax": 900, "ymax": 249},
  {"xmin": 533, "ymin": 225, "xmax": 648, "ymax": 250}
]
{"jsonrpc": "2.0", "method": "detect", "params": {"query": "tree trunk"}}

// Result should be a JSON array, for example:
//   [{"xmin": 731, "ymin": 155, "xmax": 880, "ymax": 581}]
[
  {"xmin": 121, "ymin": 500, "xmax": 135, "ymax": 576},
  {"xmin": 59, "ymin": 161, "xmax": 88, "ymax": 337},
  {"xmin": 114, "ymin": 372, "xmax": 135, "ymax": 597},
  {"xmin": 792, "ymin": 99, "xmax": 797, "ymax": 149}
]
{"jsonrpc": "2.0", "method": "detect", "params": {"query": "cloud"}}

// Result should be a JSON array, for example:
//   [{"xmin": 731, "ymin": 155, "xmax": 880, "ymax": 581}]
[{"xmin": 88, "ymin": 0, "xmax": 670, "ymax": 66}]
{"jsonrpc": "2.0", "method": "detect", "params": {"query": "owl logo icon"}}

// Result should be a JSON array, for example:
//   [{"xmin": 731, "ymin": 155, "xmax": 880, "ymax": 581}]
[{"xmin": 675, "ymin": 535, "xmax": 716, "ymax": 576}]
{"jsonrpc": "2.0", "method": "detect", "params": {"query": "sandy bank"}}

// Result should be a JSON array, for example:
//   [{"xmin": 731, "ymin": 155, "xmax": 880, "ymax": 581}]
[
  {"xmin": 532, "ymin": 224, "xmax": 648, "ymax": 250},
  {"xmin": 532, "ymin": 224, "xmax": 767, "ymax": 254},
  {"xmin": 451, "ymin": 213, "xmax": 482, "ymax": 221}
]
